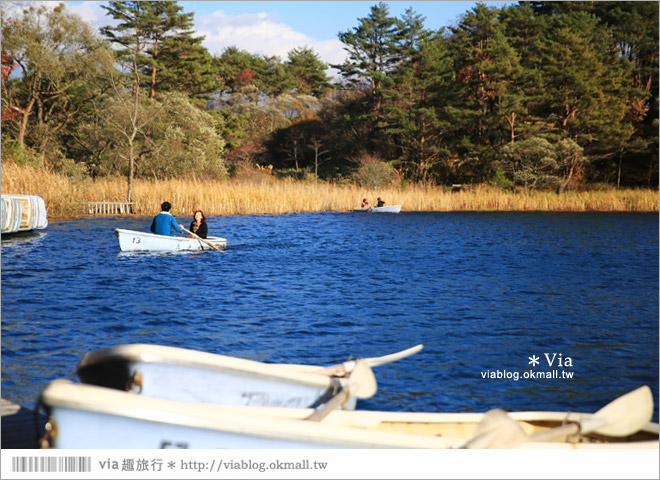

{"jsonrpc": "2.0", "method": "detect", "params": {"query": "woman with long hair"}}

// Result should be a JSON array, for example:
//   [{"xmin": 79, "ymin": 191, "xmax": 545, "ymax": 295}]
[{"xmin": 188, "ymin": 210, "xmax": 208, "ymax": 239}]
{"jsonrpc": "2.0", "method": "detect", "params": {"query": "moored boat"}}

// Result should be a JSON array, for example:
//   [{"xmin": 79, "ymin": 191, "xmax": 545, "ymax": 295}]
[
  {"xmin": 38, "ymin": 380, "xmax": 658, "ymax": 449},
  {"xmin": 353, "ymin": 205, "xmax": 402, "ymax": 213},
  {"xmin": 1, "ymin": 194, "xmax": 48, "ymax": 234},
  {"xmin": 76, "ymin": 343, "xmax": 423, "ymax": 409},
  {"xmin": 115, "ymin": 228, "xmax": 226, "ymax": 252}
]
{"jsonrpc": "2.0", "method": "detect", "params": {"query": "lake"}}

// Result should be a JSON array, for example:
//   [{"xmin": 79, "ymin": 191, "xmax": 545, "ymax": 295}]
[{"xmin": 1, "ymin": 211, "xmax": 658, "ymax": 422}]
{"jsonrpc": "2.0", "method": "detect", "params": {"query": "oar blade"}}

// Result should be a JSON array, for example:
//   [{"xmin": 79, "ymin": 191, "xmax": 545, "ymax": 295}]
[
  {"xmin": 465, "ymin": 409, "xmax": 528, "ymax": 448},
  {"xmin": 584, "ymin": 385, "xmax": 654, "ymax": 436},
  {"xmin": 347, "ymin": 360, "xmax": 377, "ymax": 399}
]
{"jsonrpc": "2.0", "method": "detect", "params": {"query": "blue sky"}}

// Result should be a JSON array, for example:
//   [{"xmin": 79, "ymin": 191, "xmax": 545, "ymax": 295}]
[
  {"xmin": 175, "ymin": 1, "xmax": 505, "ymax": 39},
  {"xmin": 62, "ymin": 1, "xmax": 513, "ymax": 65}
]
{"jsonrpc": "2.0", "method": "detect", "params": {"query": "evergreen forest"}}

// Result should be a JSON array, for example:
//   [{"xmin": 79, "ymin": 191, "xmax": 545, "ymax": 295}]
[{"xmin": 2, "ymin": 1, "xmax": 658, "ymax": 202}]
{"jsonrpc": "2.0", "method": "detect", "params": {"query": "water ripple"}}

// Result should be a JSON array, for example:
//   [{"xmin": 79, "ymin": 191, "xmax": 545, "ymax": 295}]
[{"xmin": 1, "ymin": 212, "xmax": 658, "ymax": 421}]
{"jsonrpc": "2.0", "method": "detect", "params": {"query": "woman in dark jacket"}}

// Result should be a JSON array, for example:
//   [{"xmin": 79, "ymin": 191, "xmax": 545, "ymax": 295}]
[{"xmin": 188, "ymin": 210, "xmax": 208, "ymax": 239}]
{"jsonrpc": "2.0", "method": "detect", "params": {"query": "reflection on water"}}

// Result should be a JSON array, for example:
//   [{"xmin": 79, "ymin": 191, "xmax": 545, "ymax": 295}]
[
  {"xmin": 1, "ymin": 212, "xmax": 658, "ymax": 421},
  {"xmin": 1, "ymin": 230, "xmax": 48, "ymax": 249}
]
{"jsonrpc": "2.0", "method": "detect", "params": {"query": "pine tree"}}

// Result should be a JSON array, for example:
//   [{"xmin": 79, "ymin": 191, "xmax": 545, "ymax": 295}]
[
  {"xmin": 285, "ymin": 47, "xmax": 330, "ymax": 97},
  {"xmin": 102, "ymin": 1, "xmax": 214, "ymax": 99},
  {"xmin": 598, "ymin": 2, "xmax": 658, "ymax": 187},
  {"xmin": 499, "ymin": 3, "xmax": 547, "ymax": 142},
  {"xmin": 537, "ymin": 10, "xmax": 634, "ymax": 191},
  {"xmin": 156, "ymin": 33, "xmax": 217, "ymax": 100},
  {"xmin": 100, "ymin": 1, "xmax": 151, "ymax": 94},
  {"xmin": 448, "ymin": 3, "xmax": 506, "ymax": 146},
  {"xmin": 380, "ymin": 8, "xmax": 453, "ymax": 183},
  {"xmin": 144, "ymin": 1, "xmax": 216, "ymax": 99},
  {"xmin": 445, "ymin": 3, "xmax": 518, "ymax": 181},
  {"xmin": 260, "ymin": 55, "xmax": 293, "ymax": 97},
  {"xmin": 334, "ymin": 2, "xmax": 402, "ymax": 119}
]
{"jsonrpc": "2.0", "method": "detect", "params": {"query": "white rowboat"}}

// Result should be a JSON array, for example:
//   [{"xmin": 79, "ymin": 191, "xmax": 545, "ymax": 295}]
[
  {"xmin": 115, "ymin": 228, "xmax": 226, "ymax": 252},
  {"xmin": 76, "ymin": 343, "xmax": 423, "ymax": 409},
  {"xmin": 353, "ymin": 205, "xmax": 402, "ymax": 213},
  {"xmin": 39, "ymin": 380, "xmax": 658, "ymax": 449}
]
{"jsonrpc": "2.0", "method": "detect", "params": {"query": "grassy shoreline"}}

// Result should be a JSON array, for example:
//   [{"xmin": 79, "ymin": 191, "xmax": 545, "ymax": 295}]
[{"xmin": 2, "ymin": 162, "xmax": 658, "ymax": 219}]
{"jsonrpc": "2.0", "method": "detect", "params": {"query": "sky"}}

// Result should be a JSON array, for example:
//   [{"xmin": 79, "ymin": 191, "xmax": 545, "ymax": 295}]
[{"xmin": 61, "ymin": 1, "xmax": 514, "ymax": 67}]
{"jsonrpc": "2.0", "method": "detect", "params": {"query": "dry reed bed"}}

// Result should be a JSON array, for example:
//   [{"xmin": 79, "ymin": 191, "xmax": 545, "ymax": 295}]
[{"xmin": 1, "ymin": 162, "xmax": 657, "ymax": 218}]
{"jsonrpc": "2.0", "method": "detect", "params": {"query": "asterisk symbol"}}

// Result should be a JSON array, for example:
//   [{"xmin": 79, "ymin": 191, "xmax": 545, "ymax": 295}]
[
  {"xmin": 168, "ymin": 462, "xmax": 176, "ymax": 469},
  {"xmin": 528, "ymin": 355, "xmax": 539, "ymax": 367}
]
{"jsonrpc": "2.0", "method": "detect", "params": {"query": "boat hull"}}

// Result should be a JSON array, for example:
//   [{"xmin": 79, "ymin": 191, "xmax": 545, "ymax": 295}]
[
  {"xmin": 353, "ymin": 205, "xmax": 401, "ymax": 213},
  {"xmin": 39, "ymin": 380, "xmax": 659, "ymax": 449},
  {"xmin": 115, "ymin": 228, "xmax": 226, "ymax": 252},
  {"xmin": 77, "ymin": 344, "xmax": 357, "ymax": 409}
]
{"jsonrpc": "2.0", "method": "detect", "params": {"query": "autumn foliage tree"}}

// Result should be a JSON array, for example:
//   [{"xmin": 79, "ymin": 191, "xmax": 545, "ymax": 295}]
[
  {"xmin": 1, "ymin": 51, "xmax": 18, "ymax": 122},
  {"xmin": 1, "ymin": 2, "xmax": 114, "ymax": 166}
]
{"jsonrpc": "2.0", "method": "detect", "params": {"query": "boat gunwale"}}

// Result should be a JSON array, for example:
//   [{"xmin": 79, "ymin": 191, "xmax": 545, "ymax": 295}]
[
  {"xmin": 115, "ymin": 228, "xmax": 226, "ymax": 244},
  {"xmin": 77, "ymin": 344, "xmax": 336, "ymax": 389},
  {"xmin": 41, "ymin": 380, "xmax": 463, "ymax": 448},
  {"xmin": 40, "ymin": 380, "xmax": 659, "ymax": 449},
  {"xmin": 352, "ymin": 205, "xmax": 402, "ymax": 213}
]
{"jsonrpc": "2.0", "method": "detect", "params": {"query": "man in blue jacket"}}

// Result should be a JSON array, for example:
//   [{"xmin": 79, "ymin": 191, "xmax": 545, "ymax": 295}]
[{"xmin": 150, "ymin": 201, "xmax": 184, "ymax": 236}]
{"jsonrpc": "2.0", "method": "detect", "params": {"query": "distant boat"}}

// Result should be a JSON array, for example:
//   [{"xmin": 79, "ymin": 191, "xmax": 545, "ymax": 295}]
[
  {"xmin": 1, "ymin": 194, "xmax": 48, "ymax": 234},
  {"xmin": 353, "ymin": 205, "xmax": 402, "ymax": 213},
  {"xmin": 76, "ymin": 343, "xmax": 423, "ymax": 409},
  {"xmin": 115, "ymin": 228, "xmax": 226, "ymax": 252},
  {"xmin": 38, "ymin": 380, "xmax": 658, "ymax": 449}
]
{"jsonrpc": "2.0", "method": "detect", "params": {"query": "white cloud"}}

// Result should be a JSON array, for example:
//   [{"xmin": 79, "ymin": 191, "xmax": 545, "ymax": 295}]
[
  {"xmin": 195, "ymin": 10, "xmax": 346, "ymax": 66},
  {"xmin": 313, "ymin": 39, "xmax": 348, "ymax": 67},
  {"xmin": 63, "ymin": 1, "xmax": 120, "ymax": 32},
  {"xmin": 63, "ymin": 2, "xmax": 347, "ymax": 73},
  {"xmin": 66, "ymin": 1, "xmax": 110, "ymax": 26}
]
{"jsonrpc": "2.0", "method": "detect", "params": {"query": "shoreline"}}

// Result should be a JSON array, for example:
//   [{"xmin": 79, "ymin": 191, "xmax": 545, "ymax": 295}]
[
  {"xmin": 3, "ymin": 163, "xmax": 658, "ymax": 218},
  {"xmin": 47, "ymin": 207, "xmax": 660, "ymax": 222}
]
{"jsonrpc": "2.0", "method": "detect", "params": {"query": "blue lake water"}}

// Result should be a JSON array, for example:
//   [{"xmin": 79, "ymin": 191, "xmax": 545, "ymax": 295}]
[{"xmin": 1, "ymin": 212, "xmax": 658, "ymax": 421}]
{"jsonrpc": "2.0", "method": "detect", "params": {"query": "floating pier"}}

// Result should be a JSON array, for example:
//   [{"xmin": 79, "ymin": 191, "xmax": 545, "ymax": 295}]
[{"xmin": 86, "ymin": 201, "xmax": 134, "ymax": 215}]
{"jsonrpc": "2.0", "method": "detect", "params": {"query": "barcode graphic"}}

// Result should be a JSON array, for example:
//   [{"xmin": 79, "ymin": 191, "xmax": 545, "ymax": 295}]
[{"xmin": 12, "ymin": 456, "xmax": 92, "ymax": 473}]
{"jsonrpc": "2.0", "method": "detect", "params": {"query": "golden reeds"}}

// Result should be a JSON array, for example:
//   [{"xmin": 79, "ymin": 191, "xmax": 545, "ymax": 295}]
[{"xmin": 1, "ymin": 162, "xmax": 657, "ymax": 218}]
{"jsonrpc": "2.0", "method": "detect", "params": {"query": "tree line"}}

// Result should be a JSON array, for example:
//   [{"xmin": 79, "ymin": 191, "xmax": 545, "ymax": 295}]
[{"xmin": 2, "ymin": 1, "xmax": 658, "ymax": 199}]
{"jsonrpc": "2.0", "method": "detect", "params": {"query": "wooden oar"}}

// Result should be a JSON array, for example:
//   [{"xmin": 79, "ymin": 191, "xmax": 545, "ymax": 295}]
[
  {"xmin": 316, "ymin": 344, "xmax": 423, "ymax": 377},
  {"xmin": 306, "ymin": 360, "xmax": 377, "ymax": 422},
  {"xmin": 305, "ymin": 389, "xmax": 350, "ymax": 422},
  {"xmin": 363, "ymin": 344, "xmax": 423, "ymax": 367},
  {"xmin": 528, "ymin": 385, "xmax": 654, "ymax": 442},
  {"xmin": 465, "ymin": 385, "xmax": 654, "ymax": 448},
  {"xmin": 181, "ymin": 226, "xmax": 221, "ymax": 251}
]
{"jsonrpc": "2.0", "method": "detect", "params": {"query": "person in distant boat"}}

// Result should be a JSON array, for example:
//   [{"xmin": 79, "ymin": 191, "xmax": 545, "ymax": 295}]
[
  {"xmin": 150, "ymin": 201, "xmax": 184, "ymax": 236},
  {"xmin": 361, "ymin": 198, "xmax": 369, "ymax": 208},
  {"xmin": 376, "ymin": 197, "xmax": 385, "ymax": 207},
  {"xmin": 187, "ymin": 210, "xmax": 208, "ymax": 239}
]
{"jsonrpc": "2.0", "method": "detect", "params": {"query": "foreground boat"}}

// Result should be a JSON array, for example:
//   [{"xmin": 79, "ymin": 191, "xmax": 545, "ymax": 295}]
[
  {"xmin": 353, "ymin": 205, "xmax": 402, "ymax": 213},
  {"xmin": 76, "ymin": 343, "xmax": 423, "ymax": 409},
  {"xmin": 1, "ymin": 194, "xmax": 48, "ymax": 234},
  {"xmin": 115, "ymin": 228, "xmax": 227, "ymax": 252},
  {"xmin": 38, "ymin": 381, "xmax": 658, "ymax": 449}
]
